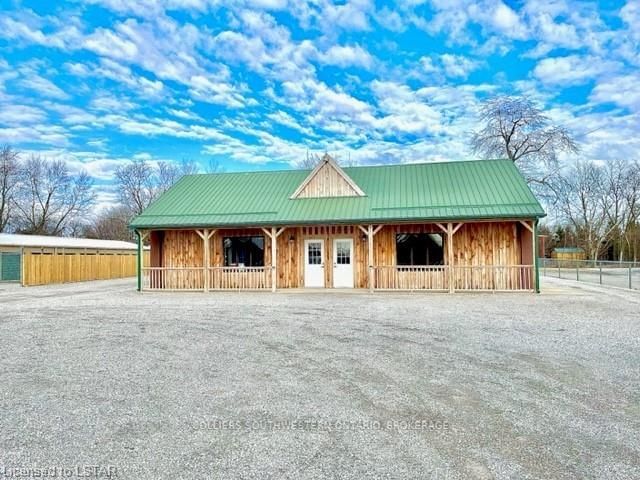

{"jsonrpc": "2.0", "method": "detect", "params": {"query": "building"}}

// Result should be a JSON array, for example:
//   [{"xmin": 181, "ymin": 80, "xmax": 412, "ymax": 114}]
[
  {"xmin": 552, "ymin": 247, "xmax": 586, "ymax": 261},
  {"xmin": 0, "ymin": 234, "xmax": 142, "ymax": 286},
  {"xmin": 130, "ymin": 156, "xmax": 545, "ymax": 292}
]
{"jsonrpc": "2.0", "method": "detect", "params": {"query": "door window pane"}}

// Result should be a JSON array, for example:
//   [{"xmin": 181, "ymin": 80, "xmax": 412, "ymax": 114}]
[
  {"xmin": 308, "ymin": 243, "xmax": 322, "ymax": 265},
  {"xmin": 336, "ymin": 242, "xmax": 351, "ymax": 264}
]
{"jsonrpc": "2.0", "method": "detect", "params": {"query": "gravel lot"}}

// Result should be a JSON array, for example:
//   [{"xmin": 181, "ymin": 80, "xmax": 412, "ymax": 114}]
[{"xmin": 1, "ymin": 279, "xmax": 639, "ymax": 479}]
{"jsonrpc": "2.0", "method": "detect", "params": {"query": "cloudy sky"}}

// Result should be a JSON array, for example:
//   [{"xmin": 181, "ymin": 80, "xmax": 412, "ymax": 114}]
[{"xmin": 0, "ymin": 0, "xmax": 638, "ymax": 205}]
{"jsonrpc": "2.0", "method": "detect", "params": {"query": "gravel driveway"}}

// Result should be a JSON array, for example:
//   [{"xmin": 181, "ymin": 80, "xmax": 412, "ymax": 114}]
[{"xmin": 1, "ymin": 279, "xmax": 639, "ymax": 479}]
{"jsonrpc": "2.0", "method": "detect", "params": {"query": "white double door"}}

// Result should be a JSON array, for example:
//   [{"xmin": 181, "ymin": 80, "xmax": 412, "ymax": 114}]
[{"xmin": 304, "ymin": 238, "xmax": 354, "ymax": 288}]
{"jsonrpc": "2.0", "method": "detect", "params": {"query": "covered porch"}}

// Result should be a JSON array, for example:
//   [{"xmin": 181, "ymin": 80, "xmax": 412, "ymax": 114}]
[{"xmin": 135, "ymin": 220, "xmax": 539, "ymax": 293}]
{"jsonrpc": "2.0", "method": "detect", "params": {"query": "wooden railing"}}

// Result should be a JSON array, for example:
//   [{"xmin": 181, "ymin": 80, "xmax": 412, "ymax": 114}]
[
  {"xmin": 374, "ymin": 266, "xmax": 448, "ymax": 290},
  {"xmin": 142, "ymin": 265, "xmax": 534, "ymax": 291},
  {"xmin": 452, "ymin": 265, "xmax": 534, "ymax": 291},
  {"xmin": 373, "ymin": 265, "xmax": 534, "ymax": 291},
  {"xmin": 142, "ymin": 267, "xmax": 205, "ymax": 291},
  {"xmin": 142, "ymin": 266, "xmax": 270, "ymax": 290},
  {"xmin": 209, "ymin": 267, "xmax": 271, "ymax": 290}
]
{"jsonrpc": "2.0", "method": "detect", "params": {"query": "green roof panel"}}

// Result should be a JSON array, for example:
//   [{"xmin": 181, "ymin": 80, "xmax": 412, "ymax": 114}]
[{"xmin": 130, "ymin": 159, "xmax": 545, "ymax": 229}]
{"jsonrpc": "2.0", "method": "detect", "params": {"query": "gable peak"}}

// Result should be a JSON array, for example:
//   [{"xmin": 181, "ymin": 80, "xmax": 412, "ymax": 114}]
[{"xmin": 290, "ymin": 154, "xmax": 365, "ymax": 199}]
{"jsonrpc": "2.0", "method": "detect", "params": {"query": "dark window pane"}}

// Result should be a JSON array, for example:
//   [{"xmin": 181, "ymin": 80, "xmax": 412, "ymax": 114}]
[
  {"xmin": 223, "ymin": 236, "xmax": 265, "ymax": 267},
  {"xmin": 396, "ymin": 233, "xmax": 444, "ymax": 266}
]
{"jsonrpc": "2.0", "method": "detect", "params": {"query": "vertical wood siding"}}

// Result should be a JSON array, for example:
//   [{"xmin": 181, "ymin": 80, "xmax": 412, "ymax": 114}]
[
  {"xmin": 295, "ymin": 163, "xmax": 361, "ymax": 198},
  {"xmin": 22, "ymin": 248, "xmax": 144, "ymax": 286},
  {"xmin": 153, "ymin": 221, "xmax": 530, "ymax": 290}
]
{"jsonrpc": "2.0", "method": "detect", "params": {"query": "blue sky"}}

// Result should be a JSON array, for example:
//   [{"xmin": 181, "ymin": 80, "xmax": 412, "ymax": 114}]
[{"xmin": 0, "ymin": 0, "xmax": 638, "ymax": 208}]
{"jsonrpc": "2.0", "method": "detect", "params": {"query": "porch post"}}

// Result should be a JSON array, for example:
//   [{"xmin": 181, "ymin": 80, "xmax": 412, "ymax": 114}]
[
  {"xmin": 136, "ymin": 230, "xmax": 142, "ymax": 292},
  {"xmin": 271, "ymin": 226, "xmax": 277, "ymax": 292},
  {"xmin": 368, "ymin": 224, "xmax": 374, "ymax": 292},
  {"xmin": 448, "ymin": 223, "xmax": 454, "ymax": 293},
  {"xmin": 534, "ymin": 220, "xmax": 540, "ymax": 293},
  {"xmin": 203, "ymin": 228, "xmax": 210, "ymax": 292}
]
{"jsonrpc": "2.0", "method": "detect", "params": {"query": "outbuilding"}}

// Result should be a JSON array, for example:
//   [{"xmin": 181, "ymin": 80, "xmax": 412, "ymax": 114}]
[
  {"xmin": 130, "ymin": 156, "xmax": 545, "ymax": 292},
  {"xmin": 0, "ymin": 234, "xmax": 142, "ymax": 286}
]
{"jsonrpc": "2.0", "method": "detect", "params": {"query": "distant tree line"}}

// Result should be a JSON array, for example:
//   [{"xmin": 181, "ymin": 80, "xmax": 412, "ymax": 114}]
[
  {"xmin": 0, "ymin": 146, "xmax": 94, "ymax": 236},
  {"xmin": 0, "ymin": 146, "xmax": 211, "ymax": 241},
  {"xmin": 2, "ymin": 95, "xmax": 639, "ymax": 261},
  {"xmin": 472, "ymin": 96, "xmax": 640, "ymax": 262}
]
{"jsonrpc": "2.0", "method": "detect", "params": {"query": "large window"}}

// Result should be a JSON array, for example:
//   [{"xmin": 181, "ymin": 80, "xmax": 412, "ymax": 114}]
[
  {"xmin": 396, "ymin": 233, "xmax": 444, "ymax": 265},
  {"xmin": 223, "ymin": 236, "xmax": 265, "ymax": 267}
]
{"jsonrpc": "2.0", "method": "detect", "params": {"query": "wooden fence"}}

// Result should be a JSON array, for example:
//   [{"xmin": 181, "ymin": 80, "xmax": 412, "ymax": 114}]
[{"xmin": 22, "ymin": 248, "xmax": 148, "ymax": 286}]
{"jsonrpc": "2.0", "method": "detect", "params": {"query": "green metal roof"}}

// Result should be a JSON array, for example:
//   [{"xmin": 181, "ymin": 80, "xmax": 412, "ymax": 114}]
[
  {"xmin": 130, "ymin": 159, "xmax": 545, "ymax": 229},
  {"xmin": 554, "ymin": 247, "xmax": 584, "ymax": 253}
]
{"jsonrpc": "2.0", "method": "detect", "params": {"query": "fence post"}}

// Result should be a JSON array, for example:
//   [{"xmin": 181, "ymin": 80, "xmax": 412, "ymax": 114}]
[
  {"xmin": 576, "ymin": 264, "xmax": 579, "ymax": 281},
  {"xmin": 629, "ymin": 266, "xmax": 632, "ymax": 290},
  {"xmin": 558, "ymin": 263, "xmax": 561, "ymax": 279},
  {"xmin": 599, "ymin": 266, "xmax": 602, "ymax": 285}
]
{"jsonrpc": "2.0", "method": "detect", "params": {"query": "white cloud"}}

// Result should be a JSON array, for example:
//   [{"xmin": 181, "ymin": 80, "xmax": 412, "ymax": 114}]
[
  {"xmin": 416, "ymin": 53, "xmax": 481, "ymax": 80},
  {"xmin": 266, "ymin": 110, "xmax": 315, "ymax": 136},
  {"xmin": 490, "ymin": 2, "xmax": 526, "ymax": 38},
  {"xmin": 370, "ymin": 81, "xmax": 444, "ymax": 136},
  {"xmin": 320, "ymin": 45, "xmax": 374, "ymax": 69},
  {"xmin": 0, "ymin": 104, "xmax": 48, "ymax": 124},
  {"xmin": 0, "ymin": 14, "xmax": 82, "ymax": 50},
  {"xmin": 375, "ymin": 7, "xmax": 406, "ymax": 32},
  {"xmin": 84, "ymin": 27, "xmax": 139, "ymax": 60},
  {"xmin": 439, "ymin": 54, "xmax": 480, "ymax": 78},
  {"xmin": 533, "ymin": 55, "xmax": 619, "ymax": 85},
  {"xmin": 590, "ymin": 73, "xmax": 640, "ymax": 111},
  {"xmin": 0, "ymin": 124, "xmax": 69, "ymax": 146},
  {"xmin": 166, "ymin": 108, "xmax": 204, "ymax": 121},
  {"xmin": 188, "ymin": 75, "xmax": 246, "ymax": 108},
  {"xmin": 22, "ymin": 75, "xmax": 69, "ymax": 100}
]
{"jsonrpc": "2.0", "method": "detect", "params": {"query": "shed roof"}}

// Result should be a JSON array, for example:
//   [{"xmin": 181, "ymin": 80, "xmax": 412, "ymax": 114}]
[
  {"xmin": 0, "ymin": 234, "xmax": 138, "ymax": 250},
  {"xmin": 130, "ymin": 159, "xmax": 545, "ymax": 229},
  {"xmin": 554, "ymin": 247, "xmax": 584, "ymax": 253}
]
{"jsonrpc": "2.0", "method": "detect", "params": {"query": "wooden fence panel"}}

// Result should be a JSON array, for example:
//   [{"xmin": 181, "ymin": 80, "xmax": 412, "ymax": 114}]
[{"xmin": 22, "ymin": 250, "xmax": 148, "ymax": 286}]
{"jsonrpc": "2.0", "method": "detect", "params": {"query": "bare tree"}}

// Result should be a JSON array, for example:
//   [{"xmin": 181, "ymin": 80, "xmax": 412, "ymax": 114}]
[
  {"xmin": 116, "ymin": 158, "xmax": 200, "ymax": 216},
  {"xmin": 206, "ymin": 158, "xmax": 223, "ymax": 174},
  {"xmin": 114, "ymin": 159, "xmax": 155, "ymax": 216},
  {"xmin": 471, "ymin": 96, "xmax": 578, "ymax": 189},
  {"xmin": 0, "ymin": 145, "xmax": 20, "ymax": 232},
  {"xmin": 156, "ymin": 159, "xmax": 200, "ymax": 194},
  {"xmin": 83, "ymin": 205, "xmax": 133, "ymax": 241},
  {"xmin": 13, "ymin": 156, "xmax": 95, "ymax": 235},
  {"xmin": 295, "ymin": 151, "xmax": 355, "ymax": 169},
  {"xmin": 603, "ymin": 159, "xmax": 640, "ymax": 261},
  {"xmin": 557, "ymin": 160, "xmax": 620, "ymax": 261}
]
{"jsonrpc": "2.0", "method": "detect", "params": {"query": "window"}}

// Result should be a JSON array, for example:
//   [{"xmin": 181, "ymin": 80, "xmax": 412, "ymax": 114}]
[
  {"xmin": 336, "ymin": 242, "xmax": 351, "ymax": 264},
  {"xmin": 223, "ymin": 236, "xmax": 264, "ymax": 267},
  {"xmin": 307, "ymin": 242, "xmax": 322, "ymax": 265},
  {"xmin": 396, "ymin": 233, "xmax": 444, "ymax": 265}
]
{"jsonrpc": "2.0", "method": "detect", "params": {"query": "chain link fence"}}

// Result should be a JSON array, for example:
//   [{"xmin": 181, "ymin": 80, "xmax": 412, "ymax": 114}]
[{"xmin": 540, "ymin": 258, "xmax": 640, "ymax": 290}]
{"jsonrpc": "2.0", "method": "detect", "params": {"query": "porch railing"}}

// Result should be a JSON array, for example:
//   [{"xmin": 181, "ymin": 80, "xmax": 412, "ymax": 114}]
[
  {"xmin": 373, "ymin": 265, "xmax": 534, "ymax": 291},
  {"xmin": 142, "ymin": 265, "xmax": 534, "ymax": 291},
  {"xmin": 142, "ymin": 266, "xmax": 270, "ymax": 291},
  {"xmin": 142, "ymin": 267, "xmax": 205, "ymax": 291},
  {"xmin": 452, "ymin": 265, "xmax": 534, "ymax": 291},
  {"xmin": 374, "ymin": 265, "xmax": 448, "ymax": 291},
  {"xmin": 209, "ymin": 266, "xmax": 271, "ymax": 290}
]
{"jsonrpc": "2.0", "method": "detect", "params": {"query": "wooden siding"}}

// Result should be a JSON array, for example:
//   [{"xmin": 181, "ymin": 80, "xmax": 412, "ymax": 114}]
[
  {"xmin": 22, "ymin": 248, "xmax": 145, "ymax": 286},
  {"xmin": 150, "ymin": 221, "xmax": 533, "ymax": 290},
  {"xmin": 294, "ymin": 162, "xmax": 361, "ymax": 198}
]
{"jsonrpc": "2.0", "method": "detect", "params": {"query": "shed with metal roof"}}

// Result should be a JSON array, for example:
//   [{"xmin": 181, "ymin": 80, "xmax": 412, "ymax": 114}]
[{"xmin": 0, "ymin": 233, "xmax": 144, "ymax": 286}]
